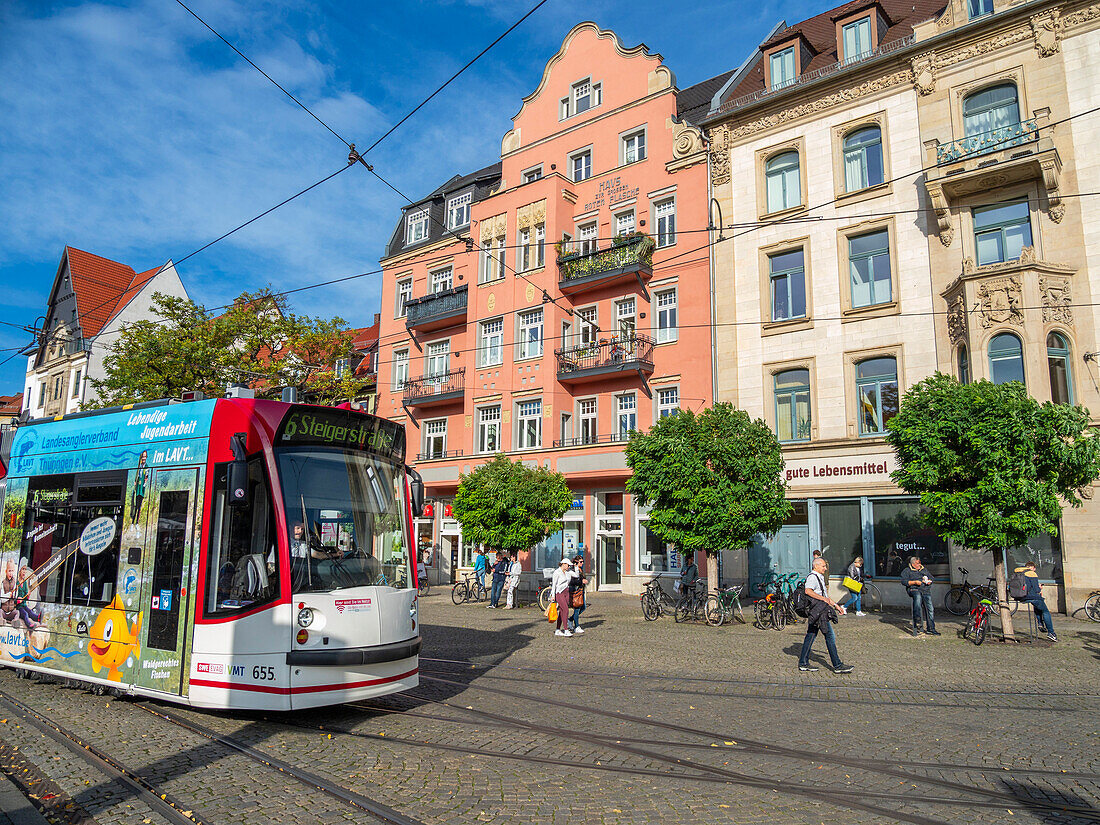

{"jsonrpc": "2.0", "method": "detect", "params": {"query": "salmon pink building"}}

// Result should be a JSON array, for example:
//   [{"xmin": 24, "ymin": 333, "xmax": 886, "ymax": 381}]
[{"xmin": 376, "ymin": 23, "xmax": 717, "ymax": 594}]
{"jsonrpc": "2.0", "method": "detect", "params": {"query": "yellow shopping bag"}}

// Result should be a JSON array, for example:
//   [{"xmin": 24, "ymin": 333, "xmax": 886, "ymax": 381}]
[
  {"xmin": 842, "ymin": 576, "xmax": 863, "ymax": 593},
  {"xmin": 547, "ymin": 601, "xmax": 558, "ymax": 623}
]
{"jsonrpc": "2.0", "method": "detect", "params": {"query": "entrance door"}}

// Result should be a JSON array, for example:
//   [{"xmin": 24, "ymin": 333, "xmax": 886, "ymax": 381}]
[
  {"xmin": 136, "ymin": 468, "xmax": 198, "ymax": 696},
  {"xmin": 748, "ymin": 525, "xmax": 810, "ymax": 596},
  {"xmin": 598, "ymin": 536, "xmax": 622, "ymax": 590}
]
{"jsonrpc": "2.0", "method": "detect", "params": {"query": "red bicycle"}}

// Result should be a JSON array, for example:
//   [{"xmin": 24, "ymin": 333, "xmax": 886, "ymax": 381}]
[{"xmin": 962, "ymin": 596, "xmax": 996, "ymax": 645}]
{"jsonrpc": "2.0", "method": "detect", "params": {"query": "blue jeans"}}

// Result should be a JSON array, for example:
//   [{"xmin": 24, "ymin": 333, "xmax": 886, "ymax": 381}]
[
  {"xmin": 1025, "ymin": 597, "xmax": 1054, "ymax": 634},
  {"xmin": 490, "ymin": 577, "xmax": 505, "ymax": 606},
  {"xmin": 570, "ymin": 602, "xmax": 586, "ymax": 628},
  {"xmin": 910, "ymin": 589, "xmax": 935, "ymax": 630},
  {"xmin": 476, "ymin": 570, "xmax": 487, "ymax": 591},
  {"xmin": 799, "ymin": 621, "xmax": 842, "ymax": 668},
  {"xmin": 847, "ymin": 590, "xmax": 862, "ymax": 612}
]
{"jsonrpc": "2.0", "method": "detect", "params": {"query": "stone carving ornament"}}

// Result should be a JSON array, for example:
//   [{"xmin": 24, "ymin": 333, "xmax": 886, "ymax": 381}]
[
  {"xmin": 977, "ymin": 276, "xmax": 1024, "ymax": 328},
  {"xmin": 946, "ymin": 294, "xmax": 968, "ymax": 345},
  {"xmin": 1039, "ymin": 276, "xmax": 1074, "ymax": 325},
  {"xmin": 670, "ymin": 117, "xmax": 705, "ymax": 159},
  {"xmin": 912, "ymin": 54, "xmax": 936, "ymax": 96},
  {"xmin": 708, "ymin": 124, "xmax": 731, "ymax": 186},
  {"xmin": 1031, "ymin": 10, "xmax": 1064, "ymax": 57}
]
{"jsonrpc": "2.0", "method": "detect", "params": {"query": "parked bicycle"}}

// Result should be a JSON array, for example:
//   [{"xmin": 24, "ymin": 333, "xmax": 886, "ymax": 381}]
[
  {"xmin": 704, "ymin": 584, "xmax": 746, "ymax": 626},
  {"xmin": 674, "ymin": 578, "xmax": 707, "ymax": 623},
  {"xmin": 963, "ymin": 595, "xmax": 997, "ymax": 645},
  {"xmin": 1085, "ymin": 589, "xmax": 1100, "ymax": 622},
  {"xmin": 451, "ymin": 571, "xmax": 488, "ymax": 605},
  {"xmin": 752, "ymin": 589, "xmax": 786, "ymax": 630},
  {"xmin": 944, "ymin": 566, "xmax": 1018, "ymax": 615},
  {"xmin": 640, "ymin": 576, "xmax": 678, "ymax": 621},
  {"xmin": 417, "ymin": 577, "xmax": 430, "ymax": 596}
]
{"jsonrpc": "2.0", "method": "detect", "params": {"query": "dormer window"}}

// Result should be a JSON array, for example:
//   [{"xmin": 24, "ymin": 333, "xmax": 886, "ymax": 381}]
[
  {"xmin": 968, "ymin": 0, "xmax": 993, "ymax": 18},
  {"xmin": 447, "ymin": 193, "xmax": 471, "ymax": 229},
  {"xmin": 842, "ymin": 17, "xmax": 872, "ymax": 63},
  {"xmin": 560, "ymin": 79, "xmax": 602, "ymax": 119},
  {"xmin": 405, "ymin": 208, "xmax": 429, "ymax": 245},
  {"xmin": 770, "ymin": 47, "xmax": 796, "ymax": 90}
]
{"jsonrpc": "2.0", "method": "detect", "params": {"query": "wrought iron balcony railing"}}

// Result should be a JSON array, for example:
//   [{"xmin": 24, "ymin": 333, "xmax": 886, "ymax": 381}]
[
  {"xmin": 401, "ymin": 368, "xmax": 465, "ymax": 404},
  {"xmin": 936, "ymin": 119, "xmax": 1039, "ymax": 165},
  {"xmin": 553, "ymin": 432, "xmax": 631, "ymax": 448},
  {"xmin": 404, "ymin": 284, "xmax": 468, "ymax": 329},
  {"xmin": 555, "ymin": 334, "xmax": 655, "ymax": 377},
  {"xmin": 557, "ymin": 236, "xmax": 655, "ymax": 284},
  {"xmin": 416, "ymin": 449, "xmax": 464, "ymax": 461}
]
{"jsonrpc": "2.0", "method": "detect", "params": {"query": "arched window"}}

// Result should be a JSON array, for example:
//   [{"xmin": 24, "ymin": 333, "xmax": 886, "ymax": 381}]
[
  {"xmin": 856, "ymin": 357, "xmax": 898, "ymax": 435},
  {"xmin": 842, "ymin": 127, "xmax": 884, "ymax": 191},
  {"xmin": 988, "ymin": 332, "xmax": 1025, "ymax": 385},
  {"xmin": 774, "ymin": 369, "xmax": 811, "ymax": 442},
  {"xmin": 1047, "ymin": 332, "xmax": 1074, "ymax": 404},
  {"xmin": 957, "ymin": 345, "xmax": 970, "ymax": 385},
  {"xmin": 963, "ymin": 83, "xmax": 1020, "ymax": 137},
  {"xmin": 765, "ymin": 151, "xmax": 801, "ymax": 213}
]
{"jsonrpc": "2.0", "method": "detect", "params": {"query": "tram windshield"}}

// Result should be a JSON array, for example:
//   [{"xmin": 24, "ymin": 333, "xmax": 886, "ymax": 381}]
[{"xmin": 275, "ymin": 448, "xmax": 410, "ymax": 593}]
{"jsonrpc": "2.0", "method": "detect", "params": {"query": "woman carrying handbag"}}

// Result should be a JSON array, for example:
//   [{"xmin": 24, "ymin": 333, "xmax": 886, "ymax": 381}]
[{"xmin": 568, "ymin": 552, "xmax": 588, "ymax": 634}]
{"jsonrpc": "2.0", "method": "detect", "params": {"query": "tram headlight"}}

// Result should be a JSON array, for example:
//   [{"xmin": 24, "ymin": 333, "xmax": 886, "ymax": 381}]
[{"xmin": 297, "ymin": 607, "xmax": 315, "ymax": 628}]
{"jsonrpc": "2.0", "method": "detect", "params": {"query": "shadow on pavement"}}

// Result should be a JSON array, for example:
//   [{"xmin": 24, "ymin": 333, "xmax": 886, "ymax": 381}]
[
  {"xmin": 1080, "ymin": 630, "xmax": 1100, "ymax": 662},
  {"xmin": 999, "ymin": 777, "xmax": 1100, "ymax": 825}
]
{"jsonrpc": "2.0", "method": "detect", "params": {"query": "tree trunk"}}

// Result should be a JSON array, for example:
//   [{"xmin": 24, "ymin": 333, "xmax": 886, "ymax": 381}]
[
  {"xmin": 992, "ymin": 546, "xmax": 1016, "ymax": 641},
  {"xmin": 705, "ymin": 551, "xmax": 719, "ymax": 595}
]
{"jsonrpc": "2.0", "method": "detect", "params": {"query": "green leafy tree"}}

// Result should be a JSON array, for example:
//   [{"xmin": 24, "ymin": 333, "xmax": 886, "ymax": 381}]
[
  {"xmin": 452, "ymin": 454, "xmax": 573, "ymax": 554},
  {"xmin": 886, "ymin": 373, "xmax": 1100, "ymax": 639},
  {"xmin": 626, "ymin": 403, "xmax": 792, "ymax": 592},
  {"xmin": 90, "ymin": 289, "xmax": 372, "ymax": 407}
]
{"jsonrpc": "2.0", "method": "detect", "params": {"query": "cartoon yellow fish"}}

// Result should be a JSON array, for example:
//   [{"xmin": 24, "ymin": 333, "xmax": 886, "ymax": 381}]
[{"xmin": 88, "ymin": 595, "xmax": 142, "ymax": 682}]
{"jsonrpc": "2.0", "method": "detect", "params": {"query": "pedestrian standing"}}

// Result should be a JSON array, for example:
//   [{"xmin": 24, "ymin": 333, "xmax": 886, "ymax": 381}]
[
  {"xmin": 473, "ymin": 548, "xmax": 488, "ymax": 594},
  {"xmin": 1016, "ymin": 561, "xmax": 1057, "ymax": 641},
  {"xmin": 489, "ymin": 551, "xmax": 509, "ymax": 608},
  {"xmin": 797, "ymin": 557, "xmax": 853, "ymax": 674},
  {"xmin": 901, "ymin": 556, "xmax": 939, "ymax": 635},
  {"xmin": 505, "ymin": 551, "xmax": 522, "ymax": 609},
  {"xmin": 845, "ymin": 556, "xmax": 866, "ymax": 616},
  {"xmin": 551, "ymin": 557, "xmax": 574, "ymax": 636},
  {"xmin": 679, "ymin": 553, "xmax": 699, "ymax": 596},
  {"xmin": 568, "ymin": 553, "xmax": 587, "ymax": 633}
]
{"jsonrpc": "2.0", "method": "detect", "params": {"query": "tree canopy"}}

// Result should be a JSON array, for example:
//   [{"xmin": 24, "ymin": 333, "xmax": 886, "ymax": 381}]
[
  {"xmin": 626, "ymin": 404, "xmax": 791, "ymax": 587},
  {"xmin": 89, "ymin": 289, "xmax": 372, "ymax": 408},
  {"xmin": 452, "ymin": 454, "xmax": 573, "ymax": 554}
]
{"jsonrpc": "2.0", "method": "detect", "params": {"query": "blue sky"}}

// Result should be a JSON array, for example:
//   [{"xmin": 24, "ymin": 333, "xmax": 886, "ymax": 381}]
[{"xmin": 0, "ymin": 0, "xmax": 825, "ymax": 394}]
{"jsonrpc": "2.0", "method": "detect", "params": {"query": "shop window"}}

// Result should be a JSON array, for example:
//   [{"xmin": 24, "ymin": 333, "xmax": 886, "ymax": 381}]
[
  {"xmin": 774, "ymin": 369, "xmax": 811, "ymax": 442},
  {"xmin": 765, "ymin": 151, "xmax": 801, "ymax": 213},
  {"xmin": 843, "ymin": 127, "xmax": 884, "ymax": 192},
  {"xmin": 849, "ymin": 229, "xmax": 891, "ymax": 308},
  {"xmin": 818, "ymin": 500, "xmax": 863, "ymax": 577},
  {"xmin": 769, "ymin": 249, "xmax": 806, "ymax": 322},
  {"xmin": 957, "ymin": 345, "xmax": 970, "ymax": 385},
  {"xmin": 989, "ymin": 332, "xmax": 1024, "ymax": 385},
  {"xmin": 871, "ymin": 499, "xmax": 948, "ymax": 578},
  {"xmin": 1006, "ymin": 529, "xmax": 1062, "ymax": 582},
  {"xmin": 639, "ymin": 520, "xmax": 675, "ymax": 573},
  {"xmin": 973, "ymin": 199, "xmax": 1031, "ymax": 266},
  {"xmin": 963, "ymin": 84, "xmax": 1019, "ymax": 138},
  {"xmin": 1047, "ymin": 332, "xmax": 1074, "ymax": 404},
  {"xmin": 856, "ymin": 357, "xmax": 898, "ymax": 435},
  {"xmin": 533, "ymin": 519, "xmax": 583, "ymax": 569}
]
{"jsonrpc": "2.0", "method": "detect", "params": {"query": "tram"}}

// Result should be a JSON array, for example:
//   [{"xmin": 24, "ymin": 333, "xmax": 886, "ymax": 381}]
[{"xmin": 0, "ymin": 396, "xmax": 425, "ymax": 710}]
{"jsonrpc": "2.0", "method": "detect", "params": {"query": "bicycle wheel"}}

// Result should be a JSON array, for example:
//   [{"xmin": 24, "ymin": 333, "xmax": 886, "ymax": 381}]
[
  {"xmin": 1085, "ymin": 592, "xmax": 1100, "ymax": 622},
  {"xmin": 674, "ymin": 596, "xmax": 692, "ymax": 623},
  {"xmin": 731, "ymin": 600, "xmax": 746, "ymax": 624},
  {"xmin": 704, "ymin": 594, "xmax": 725, "ymax": 627},
  {"xmin": 962, "ymin": 612, "xmax": 974, "ymax": 639},
  {"xmin": 538, "ymin": 586, "xmax": 551, "ymax": 613},
  {"xmin": 973, "ymin": 612, "xmax": 988, "ymax": 646},
  {"xmin": 641, "ymin": 593, "xmax": 660, "ymax": 621},
  {"xmin": 944, "ymin": 587, "xmax": 972, "ymax": 616},
  {"xmin": 863, "ymin": 582, "xmax": 883, "ymax": 613},
  {"xmin": 474, "ymin": 584, "xmax": 487, "ymax": 603},
  {"xmin": 771, "ymin": 602, "xmax": 787, "ymax": 630},
  {"xmin": 417, "ymin": 579, "xmax": 430, "ymax": 597},
  {"xmin": 451, "ymin": 583, "xmax": 467, "ymax": 605}
]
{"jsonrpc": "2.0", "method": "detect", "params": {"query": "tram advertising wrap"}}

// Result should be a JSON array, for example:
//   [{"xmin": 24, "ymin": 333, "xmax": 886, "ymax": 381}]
[{"xmin": 0, "ymin": 398, "xmax": 420, "ymax": 710}]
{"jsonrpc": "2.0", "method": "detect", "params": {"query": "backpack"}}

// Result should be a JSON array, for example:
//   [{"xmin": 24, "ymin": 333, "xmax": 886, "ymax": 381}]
[
  {"xmin": 1008, "ymin": 571, "xmax": 1029, "ymax": 600},
  {"xmin": 792, "ymin": 579, "xmax": 812, "ymax": 618}
]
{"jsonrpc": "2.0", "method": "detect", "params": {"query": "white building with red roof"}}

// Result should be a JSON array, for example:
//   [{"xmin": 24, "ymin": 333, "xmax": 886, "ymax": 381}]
[{"xmin": 23, "ymin": 247, "xmax": 189, "ymax": 417}]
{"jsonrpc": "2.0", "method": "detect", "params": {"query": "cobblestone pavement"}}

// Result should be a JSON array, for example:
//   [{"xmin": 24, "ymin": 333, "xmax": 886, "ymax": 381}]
[{"xmin": 0, "ymin": 592, "xmax": 1097, "ymax": 825}]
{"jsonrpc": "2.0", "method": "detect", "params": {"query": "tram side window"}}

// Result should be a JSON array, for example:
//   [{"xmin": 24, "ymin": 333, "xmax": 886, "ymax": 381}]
[
  {"xmin": 18, "ymin": 472, "xmax": 125, "ymax": 607},
  {"xmin": 205, "ymin": 459, "xmax": 279, "ymax": 615}
]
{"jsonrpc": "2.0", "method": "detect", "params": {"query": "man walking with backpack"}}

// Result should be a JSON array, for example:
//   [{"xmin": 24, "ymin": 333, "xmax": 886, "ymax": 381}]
[
  {"xmin": 1012, "ymin": 561, "xmax": 1057, "ymax": 641},
  {"xmin": 797, "ymin": 557, "xmax": 853, "ymax": 674}
]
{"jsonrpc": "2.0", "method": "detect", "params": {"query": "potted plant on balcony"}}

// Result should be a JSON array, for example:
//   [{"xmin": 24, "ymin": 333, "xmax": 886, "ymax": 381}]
[{"xmin": 555, "ymin": 239, "xmax": 579, "ymax": 262}]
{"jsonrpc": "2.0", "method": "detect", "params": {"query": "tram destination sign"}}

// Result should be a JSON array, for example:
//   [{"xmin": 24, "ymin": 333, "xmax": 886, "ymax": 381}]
[{"xmin": 277, "ymin": 409, "xmax": 405, "ymax": 460}]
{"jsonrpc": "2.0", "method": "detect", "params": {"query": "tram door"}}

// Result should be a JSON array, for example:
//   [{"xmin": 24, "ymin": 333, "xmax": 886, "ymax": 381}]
[{"xmin": 135, "ymin": 468, "xmax": 199, "ymax": 697}]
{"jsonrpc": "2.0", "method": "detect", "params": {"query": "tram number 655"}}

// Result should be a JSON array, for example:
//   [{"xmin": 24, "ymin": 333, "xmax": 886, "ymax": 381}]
[{"xmin": 253, "ymin": 665, "xmax": 276, "ymax": 681}]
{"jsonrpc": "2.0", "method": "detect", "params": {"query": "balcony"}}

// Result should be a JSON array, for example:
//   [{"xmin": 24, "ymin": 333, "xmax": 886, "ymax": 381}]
[
  {"xmin": 923, "ymin": 110, "xmax": 1064, "ymax": 243},
  {"xmin": 402, "ymin": 368, "xmax": 465, "ymax": 407},
  {"xmin": 555, "ymin": 334, "xmax": 655, "ymax": 386},
  {"xmin": 416, "ymin": 449, "xmax": 464, "ymax": 462},
  {"xmin": 557, "ymin": 236, "xmax": 654, "ymax": 297},
  {"xmin": 405, "ymin": 285, "xmax": 468, "ymax": 332},
  {"xmin": 553, "ymin": 432, "xmax": 631, "ymax": 448}
]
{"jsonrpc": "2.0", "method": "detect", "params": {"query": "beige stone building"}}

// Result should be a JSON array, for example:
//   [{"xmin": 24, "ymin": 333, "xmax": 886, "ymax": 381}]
[{"xmin": 702, "ymin": 0, "xmax": 1100, "ymax": 612}]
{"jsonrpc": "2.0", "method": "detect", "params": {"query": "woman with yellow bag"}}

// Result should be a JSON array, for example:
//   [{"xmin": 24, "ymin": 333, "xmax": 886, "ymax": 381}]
[
  {"xmin": 550, "ymin": 557, "xmax": 574, "ymax": 636},
  {"xmin": 843, "ymin": 556, "xmax": 866, "ymax": 617}
]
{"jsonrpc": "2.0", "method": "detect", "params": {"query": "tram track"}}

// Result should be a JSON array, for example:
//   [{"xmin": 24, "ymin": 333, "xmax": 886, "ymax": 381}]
[
  {"xmin": 0, "ymin": 687, "xmax": 203, "ymax": 825},
  {"xmin": 410, "ymin": 671, "xmax": 1100, "ymax": 823}
]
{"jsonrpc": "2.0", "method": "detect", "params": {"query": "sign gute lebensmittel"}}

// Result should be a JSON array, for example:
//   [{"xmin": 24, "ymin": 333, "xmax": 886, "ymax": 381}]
[{"xmin": 7, "ymin": 400, "xmax": 216, "ymax": 477}]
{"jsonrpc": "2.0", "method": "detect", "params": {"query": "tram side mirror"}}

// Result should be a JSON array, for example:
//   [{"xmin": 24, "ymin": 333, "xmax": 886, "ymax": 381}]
[
  {"xmin": 228, "ymin": 432, "xmax": 249, "ymax": 508},
  {"xmin": 407, "ymin": 467, "xmax": 425, "ymax": 518}
]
